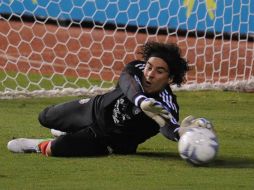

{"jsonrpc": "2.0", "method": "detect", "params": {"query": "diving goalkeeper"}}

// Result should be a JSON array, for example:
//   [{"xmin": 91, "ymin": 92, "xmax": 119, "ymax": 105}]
[{"xmin": 7, "ymin": 41, "xmax": 211, "ymax": 157}]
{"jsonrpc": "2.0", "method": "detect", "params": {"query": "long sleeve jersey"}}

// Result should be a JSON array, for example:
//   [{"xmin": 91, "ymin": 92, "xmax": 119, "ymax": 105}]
[{"xmin": 92, "ymin": 60, "xmax": 180, "ymax": 150}]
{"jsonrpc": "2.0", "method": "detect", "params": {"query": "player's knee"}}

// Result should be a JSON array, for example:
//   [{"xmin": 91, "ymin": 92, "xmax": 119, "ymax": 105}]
[{"xmin": 38, "ymin": 106, "xmax": 53, "ymax": 128}]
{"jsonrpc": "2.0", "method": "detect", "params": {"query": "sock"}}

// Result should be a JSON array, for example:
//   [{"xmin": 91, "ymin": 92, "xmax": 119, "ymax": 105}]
[{"xmin": 38, "ymin": 140, "xmax": 51, "ymax": 156}]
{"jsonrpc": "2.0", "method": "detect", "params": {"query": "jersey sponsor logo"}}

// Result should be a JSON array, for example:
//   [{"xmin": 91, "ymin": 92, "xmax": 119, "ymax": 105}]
[
  {"xmin": 112, "ymin": 98, "xmax": 131, "ymax": 126},
  {"xmin": 112, "ymin": 98, "xmax": 141, "ymax": 126}
]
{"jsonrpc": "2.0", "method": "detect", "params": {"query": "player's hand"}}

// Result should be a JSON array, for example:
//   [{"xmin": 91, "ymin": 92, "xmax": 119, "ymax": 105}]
[
  {"xmin": 140, "ymin": 98, "xmax": 171, "ymax": 119},
  {"xmin": 140, "ymin": 98, "xmax": 172, "ymax": 127},
  {"xmin": 178, "ymin": 115, "xmax": 214, "ymax": 136}
]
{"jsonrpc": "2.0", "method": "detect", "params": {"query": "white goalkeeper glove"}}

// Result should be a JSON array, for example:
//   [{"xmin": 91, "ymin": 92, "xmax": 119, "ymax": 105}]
[
  {"xmin": 178, "ymin": 115, "xmax": 214, "ymax": 136},
  {"xmin": 140, "ymin": 98, "xmax": 172, "ymax": 127}
]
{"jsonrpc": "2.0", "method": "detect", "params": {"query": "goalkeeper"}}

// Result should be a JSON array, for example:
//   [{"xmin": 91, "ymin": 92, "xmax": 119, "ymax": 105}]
[{"xmin": 8, "ymin": 41, "xmax": 191, "ymax": 157}]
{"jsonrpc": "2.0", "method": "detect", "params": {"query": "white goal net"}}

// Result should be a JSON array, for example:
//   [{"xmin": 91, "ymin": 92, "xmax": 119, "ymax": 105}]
[{"xmin": 0, "ymin": 0, "xmax": 253, "ymax": 98}]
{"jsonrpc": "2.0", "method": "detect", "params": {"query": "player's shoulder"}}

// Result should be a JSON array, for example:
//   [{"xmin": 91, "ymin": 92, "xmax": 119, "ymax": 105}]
[
  {"xmin": 159, "ymin": 86, "xmax": 178, "ymax": 103},
  {"xmin": 160, "ymin": 86, "xmax": 174, "ymax": 96},
  {"xmin": 126, "ymin": 60, "xmax": 145, "ymax": 69}
]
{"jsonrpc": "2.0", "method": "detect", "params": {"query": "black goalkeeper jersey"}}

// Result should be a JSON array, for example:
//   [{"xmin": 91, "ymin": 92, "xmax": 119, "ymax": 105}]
[
  {"xmin": 38, "ymin": 60, "xmax": 182, "ymax": 155},
  {"xmin": 91, "ymin": 60, "xmax": 180, "ymax": 149}
]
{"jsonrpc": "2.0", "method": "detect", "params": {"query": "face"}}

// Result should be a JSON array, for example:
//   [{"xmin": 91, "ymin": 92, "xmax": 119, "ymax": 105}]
[{"xmin": 142, "ymin": 57, "xmax": 170, "ymax": 94}]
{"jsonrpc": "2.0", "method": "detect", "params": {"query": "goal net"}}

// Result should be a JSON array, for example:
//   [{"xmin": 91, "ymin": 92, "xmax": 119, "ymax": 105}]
[{"xmin": 0, "ymin": 0, "xmax": 253, "ymax": 98}]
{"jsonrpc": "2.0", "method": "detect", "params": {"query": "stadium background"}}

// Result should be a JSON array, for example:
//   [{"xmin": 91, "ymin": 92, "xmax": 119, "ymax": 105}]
[{"xmin": 0, "ymin": 0, "xmax": 253, "ymax": 95}]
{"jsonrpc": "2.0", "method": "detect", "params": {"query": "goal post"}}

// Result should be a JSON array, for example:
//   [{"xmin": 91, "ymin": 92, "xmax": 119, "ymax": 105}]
[{"xmin": 0, "ymin": 0, "xmax": 253, "ymax": 98}]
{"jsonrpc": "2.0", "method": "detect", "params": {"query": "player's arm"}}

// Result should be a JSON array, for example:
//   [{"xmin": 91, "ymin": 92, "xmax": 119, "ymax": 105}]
[
  {"xmin": 159, "ymin": 115, "xmax": 180, "ymax": 141},
  {"xmin": 118, "ymin": 60, "xmax": 146, "ymax": 106},
  {"xmin": 161, "ymin": 115, "xmax": 215, "ymax": 142}
]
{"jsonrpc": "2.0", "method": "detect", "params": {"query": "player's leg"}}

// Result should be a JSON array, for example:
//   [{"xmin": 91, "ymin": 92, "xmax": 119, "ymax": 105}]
[
  {"xmin": 107, "ymin": 134, "xmax": 138, "ymax": 154},
  {"xmin": 7, "ymin": 138, "xmax": 53, "ymax": 153},
  {"xmin": 7, "ymin": 127, "xmax": 111, "ymax": 157},
  {"xmin": 47, "ymin": 127, "xmax": 110, "ymax": 157},
  {"xmin": 38, "ymin": 98, "xmax": 92, "ymax": 133}
]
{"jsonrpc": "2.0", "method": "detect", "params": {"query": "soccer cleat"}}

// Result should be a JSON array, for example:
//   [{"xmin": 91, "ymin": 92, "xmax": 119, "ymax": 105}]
[
  {"xmin": 7, "ymin": 138, "xmax": 49, "ymax": 153},
  {"xmin": 51, "ymin": 129, "xmax": 67, "ymax": 137}
]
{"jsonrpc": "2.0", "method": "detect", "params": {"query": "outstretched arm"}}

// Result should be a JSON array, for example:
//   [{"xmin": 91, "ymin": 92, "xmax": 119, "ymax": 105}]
[
  {"xmin": 160, "ymin": 118, "xmax": 180, "ymax": 141},
  {"xmin": 117, "ymin": 60, "xmax": 146, "ymax": 106},
  {"xmin": 161, "ymin": 115, "xmax": 215, "ymax": 142}
]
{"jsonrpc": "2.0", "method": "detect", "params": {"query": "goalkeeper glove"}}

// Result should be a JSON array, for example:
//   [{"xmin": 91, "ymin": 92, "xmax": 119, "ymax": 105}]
[
  {"xmin": 140, "ymin": 98, "xmax": 172, "ymax": 127},
  {"xmin": 178, "ymin": 115, "xmax": 214, "ymax": 136}
]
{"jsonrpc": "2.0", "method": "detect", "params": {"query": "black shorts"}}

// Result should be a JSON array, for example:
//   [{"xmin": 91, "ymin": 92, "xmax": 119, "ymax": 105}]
[
  {"xmin": 39, "ymin": 98, "xmax": 139, "ymax": 156},
  {"xmin": 50, "ymin": 127, "xmax": 110, "ymax": 157},
  {"xmin": 50, "ymin": 128, "xmax": 139, "ymax": 156},
  {"xmin": 38, "ymin": 98, "xmax": 103, "ymax": 134}
]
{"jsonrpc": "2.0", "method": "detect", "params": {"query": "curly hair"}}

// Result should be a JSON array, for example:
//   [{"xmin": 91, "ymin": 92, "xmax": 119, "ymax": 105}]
[{"xmin": 139, "ymin": 41, "xmax": 189, "ymax": 87}]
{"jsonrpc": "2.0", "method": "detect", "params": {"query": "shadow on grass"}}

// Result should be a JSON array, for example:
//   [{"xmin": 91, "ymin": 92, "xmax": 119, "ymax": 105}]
[
  {"xmin": 133, "ymin": 152, "xmax": 254, "ymax": 168},
  {"xmin": 212, "ymin": 156, "xmax": 254, "ymax": 168},
  {"xmin": 134, "ymin": 151, "xmax": 180, "ymax": 160}
]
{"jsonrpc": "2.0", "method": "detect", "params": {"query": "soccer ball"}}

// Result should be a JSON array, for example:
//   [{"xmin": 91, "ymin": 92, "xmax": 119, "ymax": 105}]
[{"xmin": 178, "ymin": 127, "xmax": 219, "ymax": 166}]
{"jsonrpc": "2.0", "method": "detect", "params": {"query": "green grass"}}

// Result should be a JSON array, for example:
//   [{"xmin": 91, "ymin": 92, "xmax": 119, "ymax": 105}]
[
  {"xmin": 0, "ymin": 71, "xmax": 116, "ymax": 91},
  {"xmin": 0, "ymin": 91, "xmax": 253, "ymax": 190}
]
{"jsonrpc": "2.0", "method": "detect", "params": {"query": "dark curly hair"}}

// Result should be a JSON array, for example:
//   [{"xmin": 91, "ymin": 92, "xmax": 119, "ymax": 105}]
[{"xmin": 139, "ymin": 41, "xmax": 189, "ymax": 87}]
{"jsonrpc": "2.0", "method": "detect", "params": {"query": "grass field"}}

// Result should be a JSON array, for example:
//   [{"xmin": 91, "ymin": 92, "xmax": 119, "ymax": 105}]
[
  {"xmin": 0, "ymin": 91, "xmax": 253, "ymax": 190},
  {"xmin": 0, "ymin": 71, "xmax": 116, "ymax": 91}
]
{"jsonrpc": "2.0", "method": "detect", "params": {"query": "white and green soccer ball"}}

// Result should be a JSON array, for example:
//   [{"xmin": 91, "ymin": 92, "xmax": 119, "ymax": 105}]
[{"xmin": 178, "ymin": 127, "xmax": 219, "ymax": 166}]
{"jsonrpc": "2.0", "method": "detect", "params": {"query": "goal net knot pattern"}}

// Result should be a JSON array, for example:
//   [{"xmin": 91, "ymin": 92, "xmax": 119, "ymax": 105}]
[{"xmin": 0, "ymin": 0, "xmax": 253, "ymax": 98}]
